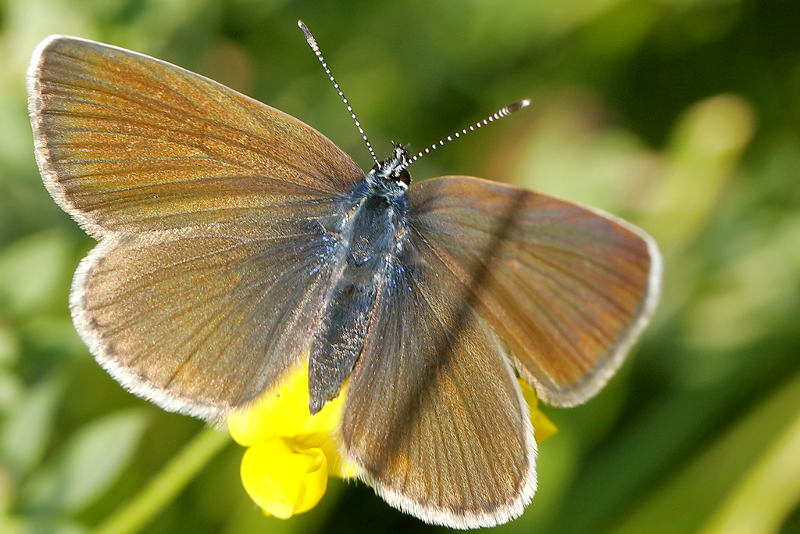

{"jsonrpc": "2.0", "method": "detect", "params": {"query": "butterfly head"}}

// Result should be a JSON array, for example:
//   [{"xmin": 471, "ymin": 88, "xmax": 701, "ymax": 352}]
[
  {"xmin": 298, "ymin": 19, "xmax": 531, "ymax": 196},
  {"xmin": 370, "ymin": 144, "xmax": 411, "ymax": 188}
]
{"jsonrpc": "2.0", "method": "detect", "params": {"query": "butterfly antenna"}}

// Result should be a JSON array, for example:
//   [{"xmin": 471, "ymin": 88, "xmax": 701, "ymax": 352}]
[
  {"xmin": 403, "ymin": 99, "xmax": 531, "ymax": 169},
  {"xmin": 298, "ymin": 20, "xmax": 379, "ymax": 166}
]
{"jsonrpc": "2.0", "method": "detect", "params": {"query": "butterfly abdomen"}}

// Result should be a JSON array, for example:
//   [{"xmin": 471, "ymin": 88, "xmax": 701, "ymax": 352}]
[{"xmin": 308, "ymin": 183, "xmax": 410, "ymax": 413}]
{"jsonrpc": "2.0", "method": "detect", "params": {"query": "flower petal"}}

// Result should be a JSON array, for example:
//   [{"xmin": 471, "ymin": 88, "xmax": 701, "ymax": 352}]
[
  {"xmin": 239, "ymin": 437, "xmax": 328, "ymax": 518},
  {"xmin": 519, "ymin": 379, "xmax": 558, "ymax": 443}
]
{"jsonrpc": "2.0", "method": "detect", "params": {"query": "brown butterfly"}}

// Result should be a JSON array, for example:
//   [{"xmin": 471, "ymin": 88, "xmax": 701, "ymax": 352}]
[{"xmin": 27, "ymin": 22, "xmax": 660, "ymax": 528}]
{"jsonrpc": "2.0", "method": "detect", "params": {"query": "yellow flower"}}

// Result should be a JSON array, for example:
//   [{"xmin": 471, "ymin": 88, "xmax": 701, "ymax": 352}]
[
  {"xmin": 228, "ymin": 360, "xmax": 556, "ymax": 519},
  {"xmin": 228, "ymin": 360, "xmax": 358, "ymax": 519},
  {"xmin": 518, "ymin": 378, "xmax": 559, "ymax": 443}
]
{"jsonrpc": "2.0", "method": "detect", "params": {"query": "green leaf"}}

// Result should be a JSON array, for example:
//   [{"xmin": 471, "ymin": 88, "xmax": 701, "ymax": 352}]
[
  {"xmin": 608, "ymin": 371, "xmax": 800, "ymax": 534},
  {"xmin": 699, "ymin": 400, "xmax": 800, "ymax": 534},
  {"xmin": 21, "ymin": 410, "xmax": 149, "ymax": 515},
  {"xmin": 1, "ymin": 375, "xmax": 63, "ymax": 479},
  {"xmin": 0, "ymin": 231, "xmax": 73, "ymax": 316},
  {"xmin": 0, "ymin": 516, "xmax": 88, "ymax": 534},
  {"xmin": 0, "ymin": 371, "xmax": 24, "ymax": 415},
  {"xmin": 641, "ymin": 94, "xmax": 755, "ymax": 253},
  {"xmin": 0, "ymin": 322, "xmax": 21, "ymax": 367}
]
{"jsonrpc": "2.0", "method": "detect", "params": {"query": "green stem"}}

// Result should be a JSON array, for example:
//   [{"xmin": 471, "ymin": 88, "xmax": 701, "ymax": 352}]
[
  {"xmin": 93, "ymin": 426, "xmax": 231, "ymax": 534},
  {"xmin": 699, "ymin": 405, "xmax": 800, "ymax": 534}
]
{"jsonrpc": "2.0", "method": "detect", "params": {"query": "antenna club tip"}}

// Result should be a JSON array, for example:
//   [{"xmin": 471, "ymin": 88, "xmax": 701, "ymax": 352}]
[
  {"xmin": 297, "ymin": 20, "xmax": 314, "ymax": 41},
  {"xmin": 508, "ymin": 98, "xmax": 532, "ymax": 112}
]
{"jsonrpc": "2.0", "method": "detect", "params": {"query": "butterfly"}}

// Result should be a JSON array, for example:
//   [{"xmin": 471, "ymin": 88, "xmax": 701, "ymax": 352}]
[{"xmin": 27, "ymin": 21, "xmax": 661, "ymax": 529}]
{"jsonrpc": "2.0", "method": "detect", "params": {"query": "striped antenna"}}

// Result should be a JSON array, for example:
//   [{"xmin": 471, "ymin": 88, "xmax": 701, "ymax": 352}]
[
  {"xmin": 403, "ymin": 99, "xmax": 531, "ymax": 169},
  {"xmin": 298, "ymin": 20, "xmax": 379, "ymax": 165}
]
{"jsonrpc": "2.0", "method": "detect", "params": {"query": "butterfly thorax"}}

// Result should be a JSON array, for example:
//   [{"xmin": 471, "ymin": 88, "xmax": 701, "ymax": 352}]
[{"xmin": 307, "ymin": 150, "xmax": 412, "ymax": 413}]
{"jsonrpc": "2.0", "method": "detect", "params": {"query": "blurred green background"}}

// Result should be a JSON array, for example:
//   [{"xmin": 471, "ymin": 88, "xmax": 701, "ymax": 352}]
[{"xmin": 1, "ymin": 0, "xmax": 799, "ymax": 533}]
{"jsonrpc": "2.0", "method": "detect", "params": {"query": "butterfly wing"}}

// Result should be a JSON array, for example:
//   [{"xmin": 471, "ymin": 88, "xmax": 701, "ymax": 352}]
[
  {"xmin": 407, "ymin": 176, "xmax": 661, "ymax": 407},
  {"xmin": 75, "ymin": 218, "xmax": 343, "ymax": 419},
  {"xmin": 28, "ymin": 35, "xmax": 362, "ymax": 237},
  {"xmin": 28, "ymin": 36, "xmax": 363, "ymax": 419},
  {"xmin": 340, "ymin": 174, "xmax": 658, "ymax": 526},
  {"xmin": 341, "ymin": 235, "xmax": 536, "ymax": 528}
]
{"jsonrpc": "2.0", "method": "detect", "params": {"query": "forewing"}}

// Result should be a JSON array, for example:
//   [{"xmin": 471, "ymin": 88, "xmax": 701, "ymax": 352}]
[
  {"xmin": 342, "ymin": 241, "xmax": 536, "ymax": 528},
  {"xmin": 27, "ymin": 36, "xmax": 363, "ymax": 237},
  {"xmin": 408, "ymin": 176, "xmax": 661, "ymax": 407}
]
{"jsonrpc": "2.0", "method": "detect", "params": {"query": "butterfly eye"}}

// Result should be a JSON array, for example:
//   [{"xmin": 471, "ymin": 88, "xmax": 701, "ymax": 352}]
[{"xmin": 394, "ymin": 168, "xmax": 411, "ymax": 185}]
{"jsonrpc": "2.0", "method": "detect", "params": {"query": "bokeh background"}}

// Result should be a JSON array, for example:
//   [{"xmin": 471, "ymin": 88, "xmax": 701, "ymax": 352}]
[{"xmin": 1, "ymin": 0, "xmax": 799, "ymax": 533}]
